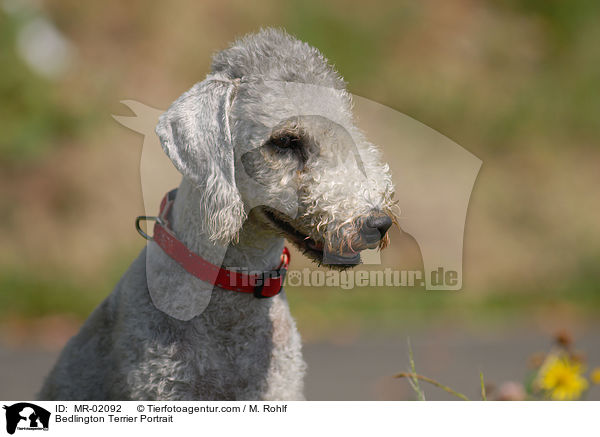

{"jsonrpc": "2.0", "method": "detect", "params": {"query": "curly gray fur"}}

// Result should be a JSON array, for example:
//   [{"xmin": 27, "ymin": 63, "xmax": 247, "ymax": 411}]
[{"xmin": 38, "ymin": 28, "xmax": 395, "ymax": 401}]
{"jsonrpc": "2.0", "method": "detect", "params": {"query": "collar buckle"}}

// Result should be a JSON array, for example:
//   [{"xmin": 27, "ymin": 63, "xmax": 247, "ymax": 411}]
[{"xmin": 253, "ymin": 267, "xmax": 287, "ymax": 298}]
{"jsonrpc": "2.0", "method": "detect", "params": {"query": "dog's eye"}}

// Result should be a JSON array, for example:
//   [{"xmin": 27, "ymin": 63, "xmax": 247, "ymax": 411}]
[
  {"xmin": 267, "ymin": 132, "xmax": 308, "ymax": 167},
  {"xmin": 270, "ymin": 134, "xmax": 301, "ymax": 150}
]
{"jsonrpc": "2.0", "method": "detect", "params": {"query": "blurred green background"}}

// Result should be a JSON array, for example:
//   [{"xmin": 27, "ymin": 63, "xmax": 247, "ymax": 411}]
[{"xmin": 0, "ymin": 0, "xmax": 599, "ymax": 398}]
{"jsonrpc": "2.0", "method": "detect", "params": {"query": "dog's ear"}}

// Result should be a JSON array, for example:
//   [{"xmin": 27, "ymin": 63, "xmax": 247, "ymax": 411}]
[{"xmin": 156, "ymin": 78, "xmax": 245, "ymax": 244}]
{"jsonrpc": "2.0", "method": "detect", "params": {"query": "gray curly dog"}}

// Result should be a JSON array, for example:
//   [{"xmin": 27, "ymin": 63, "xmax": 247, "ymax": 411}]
[{"xmin": 38, "ymin": 28, "xmax": 396, "ymax": 400}]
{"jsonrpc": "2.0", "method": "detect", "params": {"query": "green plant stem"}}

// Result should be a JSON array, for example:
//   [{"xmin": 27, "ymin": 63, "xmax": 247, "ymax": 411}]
[
  {"xmin": 394, "ymin": 372, "xmax": 470, "ymax": 401},
  {"xmin": 407, "ymin": 338, "xmax": 425, "ymax": 401},
  {"xmin": 480, "ymin": 372, "xmax": 487, "ymax": 401}
]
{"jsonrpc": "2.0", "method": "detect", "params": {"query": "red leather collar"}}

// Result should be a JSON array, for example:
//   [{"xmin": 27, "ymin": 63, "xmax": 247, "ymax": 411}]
[{"xmin": 136, "ymin": 189, "xmax": 290, "ymax": 298}]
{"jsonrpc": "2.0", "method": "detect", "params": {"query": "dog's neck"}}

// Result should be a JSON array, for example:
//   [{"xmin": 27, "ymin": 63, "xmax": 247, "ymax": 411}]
[{"xmin": 170, "ymin": 179, "xmax": 285, "ymax": 273}]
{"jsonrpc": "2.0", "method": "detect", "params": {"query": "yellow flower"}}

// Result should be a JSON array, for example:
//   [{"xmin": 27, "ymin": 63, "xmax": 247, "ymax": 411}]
[
  {"xmin": 538, "ymin": 355, "xmax": 588, "ymax": 401},
  {"xmin": 591, "ymin": 367, "xmax": 600, "ymax": 385}
]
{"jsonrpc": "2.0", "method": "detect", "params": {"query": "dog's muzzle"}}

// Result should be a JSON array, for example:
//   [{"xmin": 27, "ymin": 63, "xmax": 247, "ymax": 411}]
[{"xmin": 323, "ymin": 210, "xmax": 393, "ymax": 265}]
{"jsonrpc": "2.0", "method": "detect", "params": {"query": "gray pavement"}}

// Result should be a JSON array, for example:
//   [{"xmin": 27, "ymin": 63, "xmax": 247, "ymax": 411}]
[{"xmin": 1, "ymin": 324, "xmax": 599, "ymax": 400}]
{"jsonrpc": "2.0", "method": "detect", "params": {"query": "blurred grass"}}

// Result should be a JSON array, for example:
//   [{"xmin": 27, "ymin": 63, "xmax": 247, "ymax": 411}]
[
  {"xmin": 0, "ymin": 271, "xmax": 99, "ymax": 318},
  {"xmin": 0, "ymin": 247, "xmax": 137, "ymax": 320},
  {"xmin": 0, "ymin": 9, "xmax": 76, "ymax": 164},
  {"xmin": 500, "ymin": 0, "xmax": 600, "ymax": 47},
  {"xmin": 286, "ymin": 270, "xmax": 600, "ymax": 336},
  {"xmin": 1, "ymin": 248, "xmax": 597, "ymax": 337},
  {"xmin": 282, "ymin": 0, "xmax": 416, "ymax": 88}
]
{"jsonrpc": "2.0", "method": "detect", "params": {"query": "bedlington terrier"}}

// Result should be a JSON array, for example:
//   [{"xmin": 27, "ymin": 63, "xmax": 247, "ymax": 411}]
[{"xmin": 38, "ymin": 28, "xmax": 396, "ymax": 401}]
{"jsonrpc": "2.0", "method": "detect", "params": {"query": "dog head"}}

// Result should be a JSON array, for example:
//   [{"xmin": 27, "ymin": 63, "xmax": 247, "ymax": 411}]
[{"xmin": 156, "ymin": 29, "xmax": 396, "ymax": 266}]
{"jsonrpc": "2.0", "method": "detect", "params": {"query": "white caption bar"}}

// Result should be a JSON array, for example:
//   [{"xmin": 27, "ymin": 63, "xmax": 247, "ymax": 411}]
[{"xmin": 1, "ymin": 401, "xmax": 598, "ymax": 436}]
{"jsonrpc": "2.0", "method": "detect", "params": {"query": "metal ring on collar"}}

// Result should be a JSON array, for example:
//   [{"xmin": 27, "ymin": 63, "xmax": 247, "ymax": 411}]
[{"xmin": 135, "ymin": 216, "xmax": 161, "ymax": 241}]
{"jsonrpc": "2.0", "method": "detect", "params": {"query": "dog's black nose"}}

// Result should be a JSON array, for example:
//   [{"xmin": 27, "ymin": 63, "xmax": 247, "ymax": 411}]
[
  {"xmin": 366, "ymin": 213, "xmax": 393, "ymax": 239},
  {"xmin": 358, "ymin": 212, "xmax": 393, "ymax": 248}
]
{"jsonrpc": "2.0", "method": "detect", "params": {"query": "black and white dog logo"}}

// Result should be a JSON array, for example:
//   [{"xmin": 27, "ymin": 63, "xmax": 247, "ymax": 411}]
[{"xmin": 3, "ymin": 403, "xmax": 50, "ymax": 435}]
